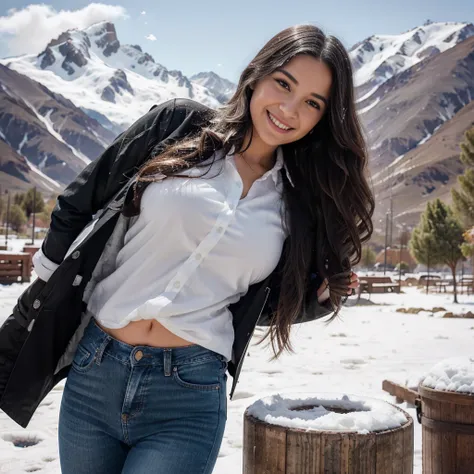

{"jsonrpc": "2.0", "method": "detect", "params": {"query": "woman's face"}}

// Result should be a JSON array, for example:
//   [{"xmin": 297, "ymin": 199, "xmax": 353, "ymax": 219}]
[{"xmin": 249, "ymin": 54, "xmax": 333, "ymax": 147}]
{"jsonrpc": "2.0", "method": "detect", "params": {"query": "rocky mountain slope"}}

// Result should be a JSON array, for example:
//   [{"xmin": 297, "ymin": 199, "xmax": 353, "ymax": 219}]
[
  {"xmin": 0, "ymin": 63, "xmax": 114, "ymax": 194},
  {"xmin": 354, "ymin": 25, "xmax": 474, "ymax": 227}
]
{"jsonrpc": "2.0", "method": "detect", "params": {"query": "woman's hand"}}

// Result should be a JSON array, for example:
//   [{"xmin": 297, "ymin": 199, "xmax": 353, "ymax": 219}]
[
  {"xmin": 317, "ymin": 271, "xmax": 360, "ymax": 303},
  {"xmin": 348, "ymin": 271, "xmax": 360, "ymax": 295}
]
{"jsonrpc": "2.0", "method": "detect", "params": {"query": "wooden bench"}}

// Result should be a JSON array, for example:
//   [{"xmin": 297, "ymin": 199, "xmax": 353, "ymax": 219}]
[
  {"xmin": 434, "ymin": 280, "xmax": 450, "ymax": 293},
  {"xmin": 418, "ymin": 275, "xmax": 441, "ymax": 286},
  {"xmin": 459, "ymin": 277, "xmax": 473, "ymax": 296},
  {"xmin": 22, "ymin": 244, "xmax": 41, "ymax": 259},
  {"xmin": 0, "ymin": 252, "xmax": 32, "ymax": 284},
  {"xmin": 359, "ymin": 276, "xmax": 401, "ymax": 298}
]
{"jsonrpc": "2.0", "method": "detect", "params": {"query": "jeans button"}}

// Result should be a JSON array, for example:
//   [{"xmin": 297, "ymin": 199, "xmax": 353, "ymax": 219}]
[{"xmin": 134, "ymin": 350, "xmax": 144, "ymax": 361}]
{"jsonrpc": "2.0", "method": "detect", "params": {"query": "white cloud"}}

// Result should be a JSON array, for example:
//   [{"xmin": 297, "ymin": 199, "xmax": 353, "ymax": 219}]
[
  {"xmin": 0, "ymin": 3, "xmax": 128, "ymax": 56},
  {"xmin": 141, "ymin": 11, "xmax": 147, "ymax": 15},
  {"xmin": 145, "ymin": 34, "xmax": 156, "ymax": 41}
]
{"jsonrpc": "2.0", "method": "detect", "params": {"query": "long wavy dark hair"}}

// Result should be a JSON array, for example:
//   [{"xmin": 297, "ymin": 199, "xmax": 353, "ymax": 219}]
[{"xmin": 131, "ymin": 24, "xmax": 374, "ymax": 358}]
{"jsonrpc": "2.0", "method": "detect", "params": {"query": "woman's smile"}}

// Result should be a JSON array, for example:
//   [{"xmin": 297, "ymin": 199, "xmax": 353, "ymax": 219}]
[{"xmin": 266, "ymin": 110, "xmax": 294, "ymax": 134}]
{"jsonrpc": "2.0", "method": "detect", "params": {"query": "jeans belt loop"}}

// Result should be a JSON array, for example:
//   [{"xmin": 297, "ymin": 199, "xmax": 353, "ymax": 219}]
[
  {"xmin": 163, "ymin": 348, "xmax": 172, "ymax": 376},
  {"xmin": 95, "ymin": 335, "xmax": 111, "ymax": 366}
]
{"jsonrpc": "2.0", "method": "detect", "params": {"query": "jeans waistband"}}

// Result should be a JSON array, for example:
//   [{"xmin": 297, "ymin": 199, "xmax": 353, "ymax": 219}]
[{"xmin": 79, "ymin": 318, "xmax": 226, "ymax": 369}]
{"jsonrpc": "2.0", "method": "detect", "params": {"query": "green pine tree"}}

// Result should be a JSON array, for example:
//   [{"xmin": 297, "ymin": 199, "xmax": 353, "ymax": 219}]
[
  {"xmin": 21, "ymin": 187, "xmax": 45, "ymax": 219},
  {"xmin": 9, "ymin": 204, "xmax": 27, "ymax": 233},
  {"xmin": 409, "ymin": 199, "xmax": 465, "ymax": 303},
  {"xmin": 452, "ymin": 127, "xmax": 474, "ymax": 227},
  {"xmin": 361, "ymin": 245, "xmax": 377, "ymax": 268},
  {"xmin": 13, "ymin": 192, "xmax": 25, "ymax": 208}
]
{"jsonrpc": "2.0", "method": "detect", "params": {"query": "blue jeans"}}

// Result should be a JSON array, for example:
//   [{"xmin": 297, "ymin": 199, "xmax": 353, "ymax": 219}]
[{"xmin": 58, "ymin": 319, "xmax": 228, "ymax": 474}]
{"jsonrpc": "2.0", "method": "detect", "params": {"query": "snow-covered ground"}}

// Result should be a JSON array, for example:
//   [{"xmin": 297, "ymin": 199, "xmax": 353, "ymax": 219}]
[{"xmin": 0, "ymin": 276, "xmax": 472, "ymax": 473}]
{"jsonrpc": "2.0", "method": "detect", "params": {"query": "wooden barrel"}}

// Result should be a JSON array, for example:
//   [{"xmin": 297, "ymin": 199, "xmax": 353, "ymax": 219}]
[
  {"xmin": 419, "ymin": 385, "xmax": 474, "ymax": 474},
  {"xmin": 243, "ymin": 399, "xmax": 413, "ymax": 473}
]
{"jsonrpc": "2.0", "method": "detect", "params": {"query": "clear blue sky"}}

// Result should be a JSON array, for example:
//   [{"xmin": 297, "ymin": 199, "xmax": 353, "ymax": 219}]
[{"xmin": 0, "ymin": 0, "xmax": 472, "ymax": 82}]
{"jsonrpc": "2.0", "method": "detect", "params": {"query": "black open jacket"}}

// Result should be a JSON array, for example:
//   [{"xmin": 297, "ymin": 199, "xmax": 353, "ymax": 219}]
[{"xmin": 0, "ymin": 98, "xmax": 335, "ymax": 428}]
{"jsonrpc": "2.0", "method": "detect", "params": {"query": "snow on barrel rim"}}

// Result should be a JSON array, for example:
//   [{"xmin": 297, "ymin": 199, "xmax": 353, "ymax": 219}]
[
  {"xmin": 421, "ymin": 356, "xmax": 474, "ymax": 395},
  {"xmin": 246, "ymin": 392, "xmax": 408, "ymax": 435}
]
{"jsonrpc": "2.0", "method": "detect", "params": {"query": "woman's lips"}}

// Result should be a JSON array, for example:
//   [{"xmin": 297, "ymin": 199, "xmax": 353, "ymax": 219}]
[{"xmin": 266, "ymin": 110, "xmax": 293, "ymax": 134}]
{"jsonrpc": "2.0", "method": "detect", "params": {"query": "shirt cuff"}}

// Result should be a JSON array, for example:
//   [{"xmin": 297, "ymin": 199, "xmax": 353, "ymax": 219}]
[
  {"xmin": 32, "ymin": 247, "xmax": 60, "ymax": 282},
  {"xmin": 317, "ymin": 286, "xmax": 330, "ymax": 304}
]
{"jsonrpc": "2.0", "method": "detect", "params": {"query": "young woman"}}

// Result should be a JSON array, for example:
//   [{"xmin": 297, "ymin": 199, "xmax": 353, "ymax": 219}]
[{"xmin": 0, "ymin": 24, "xmax": 373, "ymax": 474}]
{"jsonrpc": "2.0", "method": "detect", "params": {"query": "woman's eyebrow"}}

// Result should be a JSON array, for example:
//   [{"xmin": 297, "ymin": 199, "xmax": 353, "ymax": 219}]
[{"xmin": 274, "ymin": 67, "xmax": 328, "ymax": 107}]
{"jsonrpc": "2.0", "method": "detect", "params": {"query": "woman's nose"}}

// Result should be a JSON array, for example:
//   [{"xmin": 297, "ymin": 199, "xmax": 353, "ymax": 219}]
[{"xmin": 279, "ymin": 100, "xmax": 298, "ymax": 119}]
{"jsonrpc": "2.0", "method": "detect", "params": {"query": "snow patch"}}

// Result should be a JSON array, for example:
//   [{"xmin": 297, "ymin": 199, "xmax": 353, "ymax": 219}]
[
  {"xmin": 356, "ymin": 85, "xmax": 380, "ymax": 104},
  {"xmin": 24, "ymin": 157, "xmax": 62, "ymax": 191},
  {"xmin": 17, "ymin": 133, "xmax": 28, "ymax": 155},
  {"xmin": 358, "ymin": 97, "xmax": 381, "ymax": 115},
  {"xmin": 422, "ymin": 356, "xmax": 474, "ymax": 394}
]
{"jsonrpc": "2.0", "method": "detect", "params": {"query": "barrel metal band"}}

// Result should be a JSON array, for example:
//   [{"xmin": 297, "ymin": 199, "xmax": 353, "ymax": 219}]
[{"xmin": 421, "ymin": 416, "xmax": 474, "ymax": 435}]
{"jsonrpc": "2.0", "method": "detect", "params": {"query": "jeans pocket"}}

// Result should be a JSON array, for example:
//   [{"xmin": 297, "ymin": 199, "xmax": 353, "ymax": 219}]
[
  {"xmin": 71, "ymin": 343, "xmax": 96, "ymax": 373},
  {"xmin": 172, "ymin": 358, "xmax": 223, "ymax": 391}
]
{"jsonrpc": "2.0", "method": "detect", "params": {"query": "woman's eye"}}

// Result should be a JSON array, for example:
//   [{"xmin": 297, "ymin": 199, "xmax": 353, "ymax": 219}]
[
  {"xmin": 275, "ymin": 79, "xmax": 290, "ymax": 91},
  {"xmin": 308, "ymin": 100, "xmax": 321, "ymax": 110}
]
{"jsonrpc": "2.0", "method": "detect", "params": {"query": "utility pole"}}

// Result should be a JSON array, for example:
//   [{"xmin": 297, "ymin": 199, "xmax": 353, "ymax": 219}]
[
  {"xmin": 398, "ymin": 234, "xmax": 403, "ymax": 286},
  {"xmin": 384, "ymin": 212, "xmax": 389, "ymax": 275},
  {"xmin": 426, "ymin": 241, "xmax": 430, "ymax": 295},
  {"xmin": 31, "ymin": 187, "xmax": 37, "ymax": 245},
  {"xmin": 389, "ymin": 181, "xmax": 393, "ymax": 247},
  {"xmin": 4, "ymin": 190, "xmax": 10, "ymax": 248}
]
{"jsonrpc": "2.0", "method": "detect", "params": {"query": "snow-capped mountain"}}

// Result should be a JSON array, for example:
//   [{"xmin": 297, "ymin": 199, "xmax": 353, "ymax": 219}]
[
  {"xmin": 350, "ymin": 21, "xmax": 474, "ymax": 96},
  {"xmin": 190, "ymin": 72, "xmax": 236, "ymax": 104},
  {"xmin": 1, "ymin": 22, "xmax": 227, "ymax": 131}
]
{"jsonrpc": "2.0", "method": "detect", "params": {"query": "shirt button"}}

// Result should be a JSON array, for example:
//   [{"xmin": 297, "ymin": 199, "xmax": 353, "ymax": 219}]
[
  {"xmin": 134, "ymin": 350, "xmax": 144, "ymax": 361},
  {"xmin": 217, "ymin": 226, "xmax": 224, "ymax": 233},
  {"xmin": 195, "ymin": 253, "xmax": 202, "ymax": 260},
  {"xmin": 173, "ymin": 281, "xmax": 181, "ymax": 289}
]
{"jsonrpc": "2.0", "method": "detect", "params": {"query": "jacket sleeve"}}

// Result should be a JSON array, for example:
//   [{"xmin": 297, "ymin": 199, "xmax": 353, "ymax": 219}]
[{"xmin": 40, "ymin": 98, "xmax": 211, "ymax": 266}]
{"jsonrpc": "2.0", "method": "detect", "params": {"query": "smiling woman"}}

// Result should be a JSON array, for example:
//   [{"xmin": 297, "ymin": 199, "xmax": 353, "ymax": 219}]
[{"xmin": 0, "ymin": 22, "xmax": 374, "ymax": 474}]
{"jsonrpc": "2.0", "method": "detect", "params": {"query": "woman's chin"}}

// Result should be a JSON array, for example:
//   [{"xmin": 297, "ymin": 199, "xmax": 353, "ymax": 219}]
[{"xmin": 258, "ymin": 129, "xmax": 292, "ymax": 147}]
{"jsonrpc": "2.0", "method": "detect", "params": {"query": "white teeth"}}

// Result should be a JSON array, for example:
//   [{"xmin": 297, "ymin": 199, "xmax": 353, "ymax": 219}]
[{"xmin": 268, "ymin": 112, "xmax": 290, "ymax": 130}]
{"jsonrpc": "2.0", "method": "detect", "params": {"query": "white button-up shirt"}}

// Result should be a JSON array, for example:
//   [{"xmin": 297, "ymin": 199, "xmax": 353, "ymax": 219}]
[{"xmin": 81, "ymin": 147, "xmax": 288, "ymax": 360}]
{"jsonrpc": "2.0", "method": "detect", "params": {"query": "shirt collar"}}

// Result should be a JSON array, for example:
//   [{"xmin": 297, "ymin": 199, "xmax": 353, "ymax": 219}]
[{"xmin": 227, "ymin": 145, "xmax": 293, "ymax": 187}]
